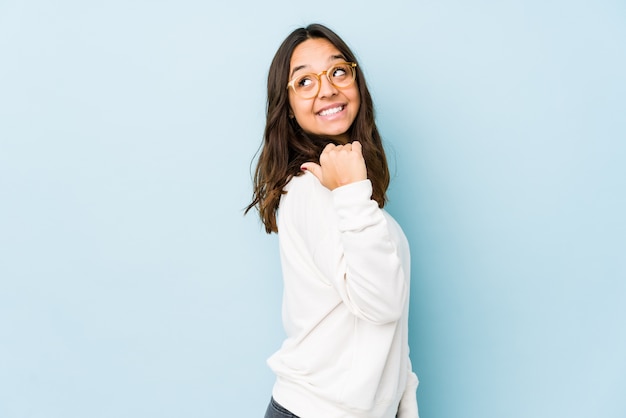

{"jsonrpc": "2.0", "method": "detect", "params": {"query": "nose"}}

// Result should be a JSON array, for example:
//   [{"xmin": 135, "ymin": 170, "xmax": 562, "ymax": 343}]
[{"xmin": 317, "ymin": 73, "xmax": 338, "ymax": 98}]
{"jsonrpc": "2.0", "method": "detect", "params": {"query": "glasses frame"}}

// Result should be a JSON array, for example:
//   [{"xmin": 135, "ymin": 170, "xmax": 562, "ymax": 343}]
[{"xmin": 287, "ymin": 62, "xmax": 358, "ymax": 99}]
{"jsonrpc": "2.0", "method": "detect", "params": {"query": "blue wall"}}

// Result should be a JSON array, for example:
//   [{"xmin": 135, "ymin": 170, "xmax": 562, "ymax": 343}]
[{"xmin": 1, "ymin": 1, "xmax": 624, "ymax": 417}]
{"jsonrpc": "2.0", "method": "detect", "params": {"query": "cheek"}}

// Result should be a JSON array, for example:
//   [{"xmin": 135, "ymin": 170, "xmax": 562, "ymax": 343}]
[
  {"xmin": 289, "ymin": 97, "xmax": 309, "ymax": 119},
  {"xmin": 351, "ymin": 92, "xmax": 361, "ymax": 117},
  {"xmin": 349, "ymin": 88, "xmax": 361, "ymax": 109}
]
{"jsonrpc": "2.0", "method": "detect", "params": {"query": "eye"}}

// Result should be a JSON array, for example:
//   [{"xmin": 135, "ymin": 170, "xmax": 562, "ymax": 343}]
[
  {"xmin": 331, "ymin": 66, "xmax": 348, "ymax": 78},
  {"xmin": 330, "ymin": 64, "xmax": 353, "ymax": 83},
  {"xmin": 296, "ymin": 75, "xmax": 315, "ymax": 89}
]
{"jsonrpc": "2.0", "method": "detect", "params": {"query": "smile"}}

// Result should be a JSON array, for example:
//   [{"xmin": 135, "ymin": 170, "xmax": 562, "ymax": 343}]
[{"xmin": 317, "ymin": 105, "xmax": 344, "ymax": 116}]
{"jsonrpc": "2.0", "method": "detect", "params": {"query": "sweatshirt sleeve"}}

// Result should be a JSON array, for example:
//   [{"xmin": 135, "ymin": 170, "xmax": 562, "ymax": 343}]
[
  {"xmin": 281, "ymin": 173, "xmax": 409, "ymax": 325},
  {"xmin": 397, "ymin": 360, "xmax": 419, "ymax": 418},
  {"xmin": 329, "ymin": 179, "xmax": 408, "ymax": 324}
]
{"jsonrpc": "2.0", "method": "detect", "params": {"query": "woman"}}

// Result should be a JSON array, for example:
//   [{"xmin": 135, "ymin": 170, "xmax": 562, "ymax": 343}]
[{"xmin": 246, "ymin": 23, "xmax": 419, "ymax": 418}]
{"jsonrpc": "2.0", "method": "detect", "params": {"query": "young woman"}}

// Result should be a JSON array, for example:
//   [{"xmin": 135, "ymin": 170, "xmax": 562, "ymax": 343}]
[{"xmin": 246, "ymin": 23, "xmax": 419, "ymax": 418}]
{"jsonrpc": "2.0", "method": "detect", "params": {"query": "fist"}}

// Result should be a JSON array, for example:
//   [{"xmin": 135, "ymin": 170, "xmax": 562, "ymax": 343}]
[{"xmin": 300, "ymin": 141, "xmax": 367, "ymax": 190}]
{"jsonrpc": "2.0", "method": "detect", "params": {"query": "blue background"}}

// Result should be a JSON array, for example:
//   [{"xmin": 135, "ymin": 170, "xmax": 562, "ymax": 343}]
[{"xmin": 1, "ymin": 1, "xmax": 625, "ymax": 417}]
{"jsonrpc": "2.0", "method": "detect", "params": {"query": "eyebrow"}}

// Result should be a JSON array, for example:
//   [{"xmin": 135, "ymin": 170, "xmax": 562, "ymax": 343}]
[{"xmin": 290, "ymin": 54, "xmax": 346, "ymax": 78}]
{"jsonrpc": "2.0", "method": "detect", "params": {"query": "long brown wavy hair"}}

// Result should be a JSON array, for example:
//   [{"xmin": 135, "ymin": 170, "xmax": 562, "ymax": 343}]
[{"xmin": 245, "ymin": 23, "xmax": 390, "ymax": 233}]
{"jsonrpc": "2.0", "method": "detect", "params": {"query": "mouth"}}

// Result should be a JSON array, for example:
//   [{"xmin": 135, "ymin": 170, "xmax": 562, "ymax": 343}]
[{"xmin": 317, "ymin": 105, "xmax": 345, "ymax": 117}]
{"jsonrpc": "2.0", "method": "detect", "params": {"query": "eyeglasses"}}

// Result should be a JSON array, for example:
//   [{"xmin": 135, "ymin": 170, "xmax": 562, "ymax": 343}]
[{"xmin": 287, "ymin": 62, "xmax": 357, "ymax": 99}]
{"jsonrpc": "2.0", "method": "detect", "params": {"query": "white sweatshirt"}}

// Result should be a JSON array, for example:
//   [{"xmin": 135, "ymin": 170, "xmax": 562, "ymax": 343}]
[{"xmin": 268, "ymin": 171, "xmax": 419, "ymax": 418}]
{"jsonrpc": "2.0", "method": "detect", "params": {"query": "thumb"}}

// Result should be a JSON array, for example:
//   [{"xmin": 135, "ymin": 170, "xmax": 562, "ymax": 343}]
[{"xmin": 300, "ymin": 162, "xmax": 322, "ymax": 181}]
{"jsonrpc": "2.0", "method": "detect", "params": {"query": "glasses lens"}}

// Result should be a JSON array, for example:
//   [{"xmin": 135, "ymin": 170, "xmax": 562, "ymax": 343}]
[
  {"xmin": 293, "ymin": 75, "xmax": 318, "ymax": 98},
  {"xmin": 329, "ymin": 63, "xmax": 355, "ymax": 87}
]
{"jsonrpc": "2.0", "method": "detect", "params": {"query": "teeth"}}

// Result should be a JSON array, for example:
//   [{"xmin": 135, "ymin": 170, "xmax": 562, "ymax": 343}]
[{"xmin": 319, "ymin": 106, "xmax": 343, "ymax": 116}]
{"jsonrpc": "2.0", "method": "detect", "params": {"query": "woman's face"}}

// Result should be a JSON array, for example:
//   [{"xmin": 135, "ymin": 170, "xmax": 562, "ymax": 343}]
[{"xmin": 288, "ymin": 38, "xmax": 360, "ymax": 143}]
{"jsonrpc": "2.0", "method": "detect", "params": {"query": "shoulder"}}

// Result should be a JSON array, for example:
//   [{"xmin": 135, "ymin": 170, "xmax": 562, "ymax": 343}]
[
  {"xmin": 284, "ymin": 170, "xmax": 321, "ymax": 191},
  {"xmin": 278, "ymin": 171, "xmax": 334, "ymax": 233},
  {"xmin": 282, "ymin": 171, "xmax": 331, "ymax": 207}
]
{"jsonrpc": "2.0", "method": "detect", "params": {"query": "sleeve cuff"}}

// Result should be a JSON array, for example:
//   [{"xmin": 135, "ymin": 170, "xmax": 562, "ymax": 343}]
[{"xmin": 331, "ymin": 180, "xmax": 380, "ymax": 232}]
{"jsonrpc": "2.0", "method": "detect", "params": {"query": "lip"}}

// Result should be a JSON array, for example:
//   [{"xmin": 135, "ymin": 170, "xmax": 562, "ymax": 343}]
[{"xmin": 316, "ymin": 103, "xmax": 346, "ymax": 117}]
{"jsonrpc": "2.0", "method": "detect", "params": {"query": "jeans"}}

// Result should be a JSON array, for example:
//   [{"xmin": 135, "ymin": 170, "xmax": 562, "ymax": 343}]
[
  {"xmin": 264, "ymin": 397, "xmax": 401, "ymax": 417},
  {"xmin": 264, "ymin": 397, "xmax": 300, "ymax": 418}
]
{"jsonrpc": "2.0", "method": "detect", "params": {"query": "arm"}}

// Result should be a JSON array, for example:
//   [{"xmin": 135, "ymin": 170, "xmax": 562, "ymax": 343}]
[
  {"xmin": 298, "ymin": 142, "xmax": 408, "ymax": 324},
  {"xmin": 328, "ymin": 180, "xmax": 408, "ymax": 323},
  {"xmin": 397, "ymin": 361, "xmax": 419, "ymax": 418}
]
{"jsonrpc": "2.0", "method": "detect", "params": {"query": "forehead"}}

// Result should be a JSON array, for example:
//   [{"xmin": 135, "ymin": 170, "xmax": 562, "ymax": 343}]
[{"xmin": 290, "ymin": 38, "xmax": 343, "ymax": 72}]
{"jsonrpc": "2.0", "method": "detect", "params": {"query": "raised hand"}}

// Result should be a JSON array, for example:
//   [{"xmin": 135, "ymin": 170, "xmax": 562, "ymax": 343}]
[{"xmin": 300, "ymin": 141, "xmax": 368, "ymax": 190}]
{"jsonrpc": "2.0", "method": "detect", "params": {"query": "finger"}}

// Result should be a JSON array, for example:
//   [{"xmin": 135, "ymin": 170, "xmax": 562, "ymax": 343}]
[
  {"xmin": 322, "ymin": 143, "xmax": 336, "ymax": 153},
  {"xmin": 351, "ymin": 141, "xmax": 362, "ymax": 155},
  {"xmin": 300, "ymin": 162, "xmax": 323, "ymax": 181}
]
